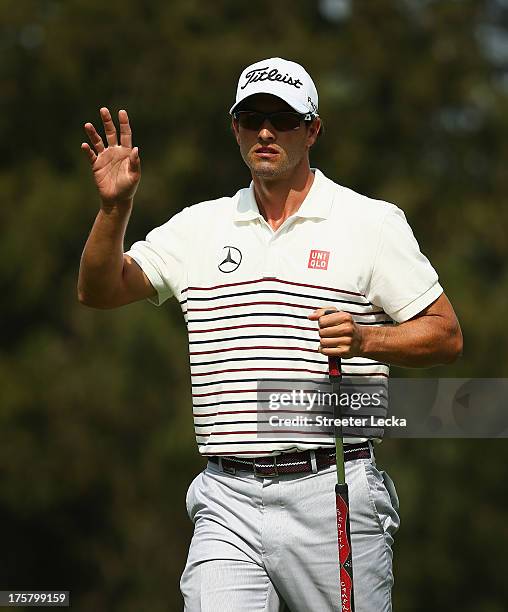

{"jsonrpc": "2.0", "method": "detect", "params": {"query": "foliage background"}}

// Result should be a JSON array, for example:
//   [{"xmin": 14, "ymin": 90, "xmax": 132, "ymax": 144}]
[{"xmin": 1, "ymin": 0, "xmax": 507, "ymax": 610}]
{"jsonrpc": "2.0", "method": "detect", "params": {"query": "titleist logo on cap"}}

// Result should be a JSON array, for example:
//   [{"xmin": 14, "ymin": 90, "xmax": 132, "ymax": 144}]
[
  {"xmin": 241, "ymin": 66, "xmax": 303, "ymax": 90},
  {"xmin": 229, "ymin": 57, "xmax": 318, "ymax": 117}
]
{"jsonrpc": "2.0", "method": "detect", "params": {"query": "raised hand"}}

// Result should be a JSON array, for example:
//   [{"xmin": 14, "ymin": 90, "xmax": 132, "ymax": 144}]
[{"xmin": 81, "ymin": 108, "xmax": 141, "ymax": 206}]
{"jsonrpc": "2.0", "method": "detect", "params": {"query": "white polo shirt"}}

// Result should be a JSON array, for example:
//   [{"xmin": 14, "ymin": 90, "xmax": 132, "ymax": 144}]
[{"xmin": 126, "ymin": 169, "xmax": 442, "ymax": 458}]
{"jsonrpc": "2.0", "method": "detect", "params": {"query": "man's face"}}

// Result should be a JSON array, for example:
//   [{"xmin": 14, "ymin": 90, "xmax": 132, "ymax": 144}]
[{"xmin": 232, "ymin": 94, "xmax": 320, "ymax": 180}]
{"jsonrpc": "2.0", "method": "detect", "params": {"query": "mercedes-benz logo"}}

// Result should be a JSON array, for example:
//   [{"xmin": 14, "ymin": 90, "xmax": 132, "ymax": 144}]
[{"xmin": 218, "ymin": 246, "xmax": 242, "ymax": 273}]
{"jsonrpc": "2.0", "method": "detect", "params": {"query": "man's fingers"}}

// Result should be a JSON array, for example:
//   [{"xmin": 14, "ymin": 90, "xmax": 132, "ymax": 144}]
[
  {"xmin": 309, "ymin": 309, "xmax": 352, "ymax": 328},
  {"xmin": 119, "ymin": 109, "xmax": 133, "ymax": 148},
  {"xmin": 318, "ymin": 346, "xmax": 347, "ymax": 357},
  {"xmin": 320, "ymin": 335, "xmax": 351, "ymax": 349},
  {"xmin": 308, "ymin": 307, "xmax": 336, "ymax": 320},
  {"xmin": 319, "ymin": 335, "xmax": 352, "ymax": 357},
  {"xmin": 319, "ymin": 321, "xmax": 354, "ymax": 338},
  {"xmin": 85, "ymin": 108, "xmax": 135, "ymax": 153},
  {"xmin": 100, "ymin": 107, "xmax": 118, "ymax": 147},
  {"xmin": 81, "ymin": 142, "xmax": 97, "ymax": 164},
  {"xmin": 84, "ymin": 122, "xmax": 105, "ymax": 153}
]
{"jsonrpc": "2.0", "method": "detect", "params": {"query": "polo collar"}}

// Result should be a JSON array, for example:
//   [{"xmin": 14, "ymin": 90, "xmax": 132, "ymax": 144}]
[{"xmin": 234, "ymin": 168, "xmax": 334, "ymax": 222}]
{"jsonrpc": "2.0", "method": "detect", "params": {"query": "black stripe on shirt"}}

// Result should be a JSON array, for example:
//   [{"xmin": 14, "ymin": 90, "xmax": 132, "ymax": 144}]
[{"xmin": 186, "ymin": 288, "xmax": 369, "ymax": 307}]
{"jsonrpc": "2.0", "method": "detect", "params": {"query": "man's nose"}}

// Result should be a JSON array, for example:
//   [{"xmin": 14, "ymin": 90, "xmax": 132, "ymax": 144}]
[{"xmin": 258, "ymin": 120, "xmax": 276, "ymax": 141}]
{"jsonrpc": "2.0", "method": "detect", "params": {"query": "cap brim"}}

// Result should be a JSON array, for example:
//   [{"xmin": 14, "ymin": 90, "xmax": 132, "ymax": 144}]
[{"xmin": 229, "ymin": 90, "xmax": 310, "ymax": 115}]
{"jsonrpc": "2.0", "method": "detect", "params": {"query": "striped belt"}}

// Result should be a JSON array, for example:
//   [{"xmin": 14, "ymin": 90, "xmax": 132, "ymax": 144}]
[{"xmin": 208, "ymin": 442, "xmax": 372, "ymax": 478}]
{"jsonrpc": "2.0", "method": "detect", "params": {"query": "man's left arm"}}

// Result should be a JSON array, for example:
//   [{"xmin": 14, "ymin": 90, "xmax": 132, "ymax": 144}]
[{"xmin": 309, "ymin": 292, "xmax": 463, "ymax": 368}]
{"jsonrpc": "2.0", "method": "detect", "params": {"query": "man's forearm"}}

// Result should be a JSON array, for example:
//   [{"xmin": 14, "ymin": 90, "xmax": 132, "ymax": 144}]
[
  {"xmin": 360, "ymin": 314, "xmax": 463, "ymax": 367},
  {"xmin": 78, "ymin": 200, "xmax": 133, "ymax": 307}
]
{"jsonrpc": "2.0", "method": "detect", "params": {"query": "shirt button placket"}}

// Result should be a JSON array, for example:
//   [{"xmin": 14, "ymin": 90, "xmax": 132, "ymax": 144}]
[{"xmin": 262, "ymin": 235, "xmax": 278, "ymax": 277}]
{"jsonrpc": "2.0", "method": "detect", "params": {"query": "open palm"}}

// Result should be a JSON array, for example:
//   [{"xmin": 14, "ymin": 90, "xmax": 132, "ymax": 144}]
[{"xmin": 82, "ymin": 108, "xmax": 141, "ymax": 205}]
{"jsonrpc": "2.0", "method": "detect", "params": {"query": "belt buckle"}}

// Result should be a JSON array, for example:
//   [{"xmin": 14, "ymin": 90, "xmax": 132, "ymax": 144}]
[{"xmin": 253, "ymin": 457, "xmax": 278, "ymax": 478}]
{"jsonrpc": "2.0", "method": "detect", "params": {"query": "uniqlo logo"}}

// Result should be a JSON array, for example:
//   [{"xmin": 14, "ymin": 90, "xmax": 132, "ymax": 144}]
[{"xmin": 308, "ymin": 250, "xmax": 330, "ymax": 270}]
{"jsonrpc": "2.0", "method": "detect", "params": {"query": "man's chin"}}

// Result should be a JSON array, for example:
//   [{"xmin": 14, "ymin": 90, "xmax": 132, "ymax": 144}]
[{"xmin": 249, "ymin": 160, "xmax": 288, "ymax": 179}]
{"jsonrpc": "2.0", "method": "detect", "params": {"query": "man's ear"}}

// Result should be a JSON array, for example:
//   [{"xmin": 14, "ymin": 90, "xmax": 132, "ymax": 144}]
[{"xmin": 307, "ymin": 117, "xmax": 322, "ymax": 148}]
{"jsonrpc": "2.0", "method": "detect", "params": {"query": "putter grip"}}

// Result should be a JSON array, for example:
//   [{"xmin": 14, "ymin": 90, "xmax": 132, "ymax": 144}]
[{"xmin": 336, "ymin": 483, "xmax": 355, "ymax": 612}]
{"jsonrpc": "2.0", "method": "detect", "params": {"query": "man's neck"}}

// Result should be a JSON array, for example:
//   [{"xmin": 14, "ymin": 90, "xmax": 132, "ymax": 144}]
[{"xmin": 252, "ymin": 164, "xmax": 315, "ymax": 232}]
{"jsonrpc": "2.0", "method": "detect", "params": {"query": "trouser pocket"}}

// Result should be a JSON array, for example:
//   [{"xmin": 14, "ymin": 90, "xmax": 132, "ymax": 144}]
[
  {"xmin": 185, "ymin": 471, "xmax": 203, "ymax": 522},
  {"xmin": 380, "ymin": 469, "xmax": 399, "ymax": 513},
  {"xmin": 363, "ymin": 462, "xmax": 401, "ymax": 536}
]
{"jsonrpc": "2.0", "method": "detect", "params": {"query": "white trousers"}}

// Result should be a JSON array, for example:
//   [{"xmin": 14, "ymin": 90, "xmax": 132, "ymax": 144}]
[{"xmin": 181, "ymin": 452, "xmax": 399, "ymax": 611}]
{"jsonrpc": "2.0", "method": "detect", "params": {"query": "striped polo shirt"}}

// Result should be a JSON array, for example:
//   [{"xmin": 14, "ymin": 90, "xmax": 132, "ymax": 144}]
[{"xmin": 126, "ymin": 169, "xmax": 442, "ymax": 458}]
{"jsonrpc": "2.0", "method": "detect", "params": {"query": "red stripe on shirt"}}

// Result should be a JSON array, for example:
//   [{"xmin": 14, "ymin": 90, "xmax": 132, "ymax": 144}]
[
  {"xmin": 181, "ymin": 277, "xmax": 366, "ymax": 298},
  {"xmin": 187, "ymin": 300, "xmax": 383, "ymax": 314}
]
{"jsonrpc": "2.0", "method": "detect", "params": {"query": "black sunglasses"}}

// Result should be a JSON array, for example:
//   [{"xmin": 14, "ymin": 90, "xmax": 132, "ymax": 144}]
[{"xmin": 233, "ymin": 110, "xmax": 313, "ymax": 132}]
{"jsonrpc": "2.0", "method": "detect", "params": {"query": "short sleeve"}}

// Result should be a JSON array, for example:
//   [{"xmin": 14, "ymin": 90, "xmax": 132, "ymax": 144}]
[
  {"xmin": 365, "ymin": 208, "xmax": 443, "ymax": 322},
  {"xmin": 125, "ymin": 207, "xmax": 189, "ymax": 306}
]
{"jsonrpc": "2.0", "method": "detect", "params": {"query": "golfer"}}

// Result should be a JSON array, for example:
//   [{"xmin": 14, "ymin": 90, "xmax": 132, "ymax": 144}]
[{"xmin": 78, "ymin": 58, "xmax": 463, "ymax": 611}]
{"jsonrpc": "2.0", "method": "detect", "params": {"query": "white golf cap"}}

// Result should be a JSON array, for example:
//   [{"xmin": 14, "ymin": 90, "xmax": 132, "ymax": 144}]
[{"xmin": 229, "ymin": 57, "xmax": 319, "ymax": 117}]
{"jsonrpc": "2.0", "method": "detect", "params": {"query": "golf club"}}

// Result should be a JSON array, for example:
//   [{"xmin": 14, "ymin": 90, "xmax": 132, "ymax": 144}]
[{"xmin": 324, "ymin": 309, "xmax": 355, "ymax": 612}]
